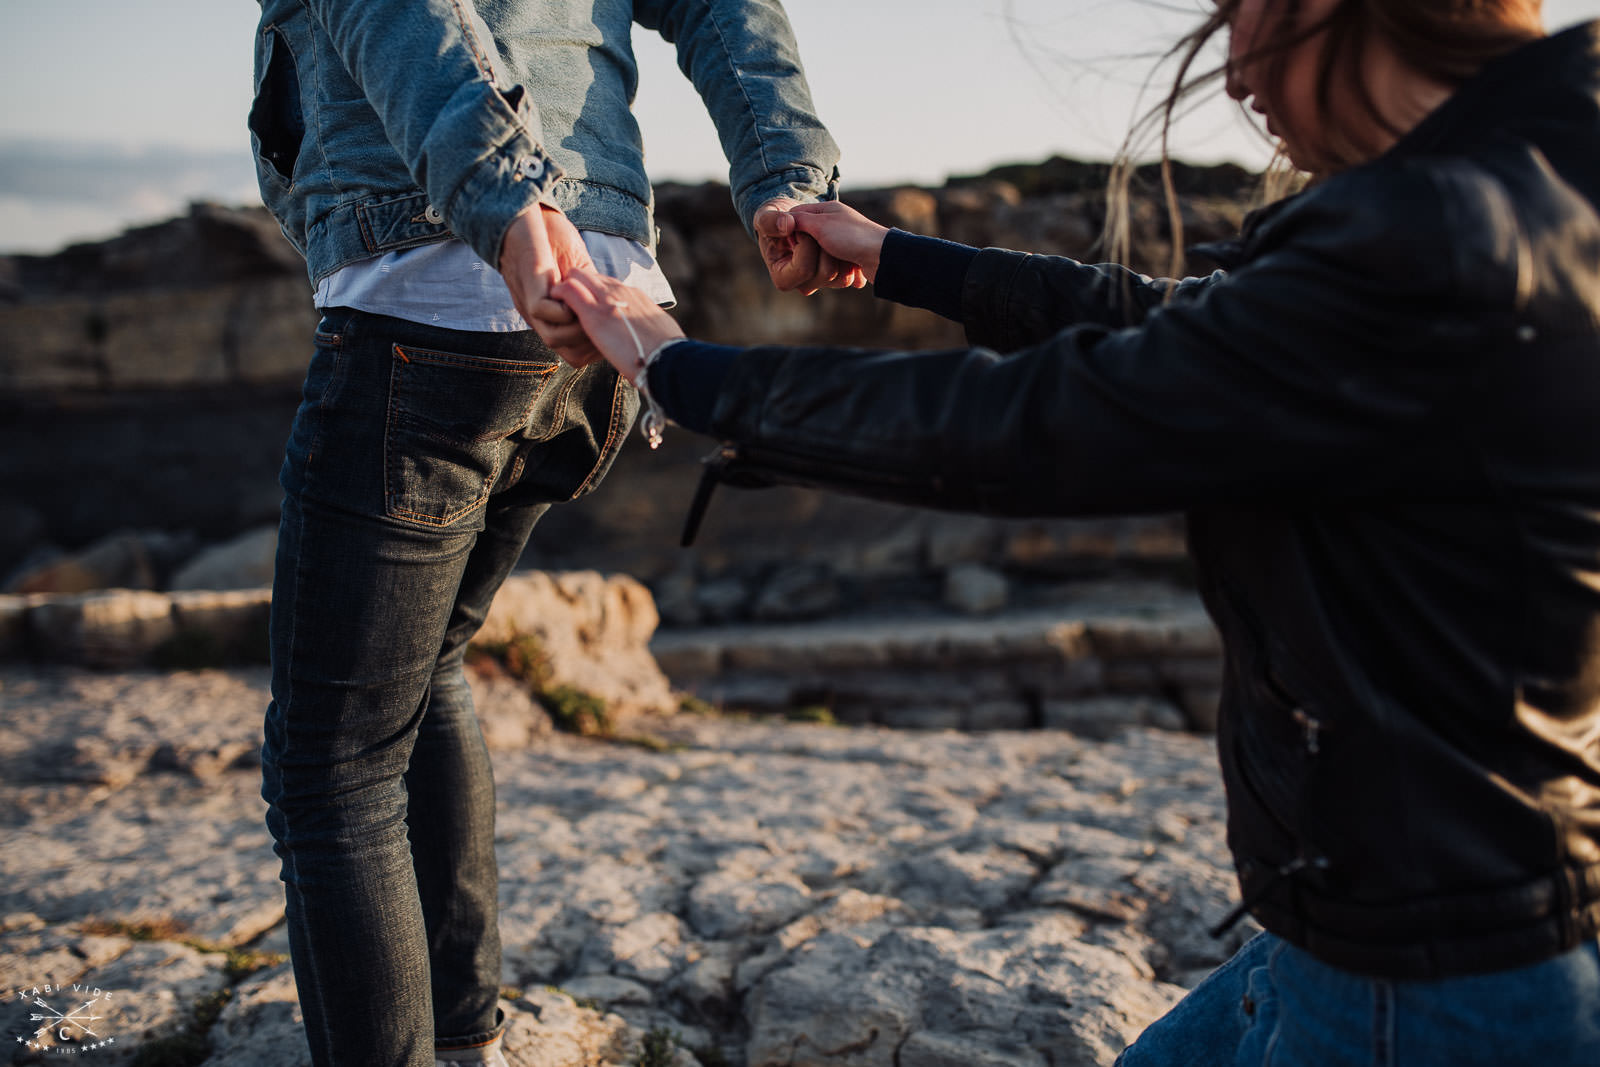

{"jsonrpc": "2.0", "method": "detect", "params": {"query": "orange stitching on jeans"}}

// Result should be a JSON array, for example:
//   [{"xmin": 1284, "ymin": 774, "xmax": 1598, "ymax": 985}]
[{"xmin": 571, "ymin": 371, "xmax": 628, "ymax": 499}]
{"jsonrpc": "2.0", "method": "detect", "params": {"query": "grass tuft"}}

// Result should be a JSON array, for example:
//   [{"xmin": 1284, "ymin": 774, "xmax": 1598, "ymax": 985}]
[
  {"xmin": 78, "ymin": 917, "xmax": 190, "ymax": 941},
  {"xmin": 692, "ymin": 1043, "xmax": 732, "ymax": 1067},
  {"xmin": 472, "ymin": 633, "xmax": 618, "ymax": 738},
  {"xmin": 635, "ymin": 1026, "xmax": 680, "ymax": 1067},
  {"xmin": 677, "ymin": 693, "xmax": 717, "ymax": 716},
  {"xmin": 543, "ymin": 985, "xmax": 602, "ymax": 1012},
  {"xmin": 222, "ymin": 947, "xmax": 287, "ymax": 983},
  {"xmin": 472, "ymin": 632, "xmax": 555, "ymax": 691},
  {"xmin": 128, "ymin": 989, "xmax": 232, "ymax": 1067},
  {"xmin": 785, "ymin": 705, "xmax": 836, "ymax": 726},
  {"xmin": 540, "ymin": 684, "xmax": 612, "ymax": 737}
]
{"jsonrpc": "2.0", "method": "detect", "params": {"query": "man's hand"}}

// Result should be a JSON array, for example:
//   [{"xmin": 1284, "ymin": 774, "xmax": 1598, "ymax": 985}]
[
  {"xmin": 499, "ymin": 203, "xmax": 603, "ymax": 366},
  {"xmin": 786, "ymin": 201, "xmax": 889, "ymax": 284},
  {"xmin": 754, "ymin": 197, "xmax": 868, "ymax": 295}
]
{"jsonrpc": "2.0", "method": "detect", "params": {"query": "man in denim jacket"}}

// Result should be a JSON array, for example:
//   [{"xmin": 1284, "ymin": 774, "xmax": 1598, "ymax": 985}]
[{"xmin": 247, "ymin": 2, "xmax": 846, "ymax": 1063}]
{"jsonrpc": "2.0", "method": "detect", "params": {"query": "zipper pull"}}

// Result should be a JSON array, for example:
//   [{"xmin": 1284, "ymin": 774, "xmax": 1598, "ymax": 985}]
[
  {"xmin": 679, "ymin": 444, "xmax": 736, "ymax": 547},
  {"xmin": 1292, "ymin": 708, "xmax": 1322, "ymax": 755},
  {"xmin": 1209, "ymin": 855, "xmax": 1319, "ymax": 939}
]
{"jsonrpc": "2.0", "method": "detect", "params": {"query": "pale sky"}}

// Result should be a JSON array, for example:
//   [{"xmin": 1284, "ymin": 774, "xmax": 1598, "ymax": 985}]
[{"xmin": 2, "ymin": 0, "xmax": 1596, "ymax": 254}]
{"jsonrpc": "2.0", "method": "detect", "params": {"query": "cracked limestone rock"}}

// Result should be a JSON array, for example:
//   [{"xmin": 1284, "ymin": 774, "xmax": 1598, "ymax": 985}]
[{"xmin": 2, "ymin": 666, "xmax": 1250, "ymax": 1067}]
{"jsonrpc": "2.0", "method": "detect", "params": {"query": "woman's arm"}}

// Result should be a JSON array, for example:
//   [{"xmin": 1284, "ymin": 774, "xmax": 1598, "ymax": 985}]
[
  {"xmin": 557, "ymin": 167, "xmax": 1483, "ymax": 519},
  {"xmin": 960, "ymin": 249, "xmax": 1216, "ymax": 352},
  {"xmin": 784, "ymin": 201, "xmax": 1209, "ymax": 350}
]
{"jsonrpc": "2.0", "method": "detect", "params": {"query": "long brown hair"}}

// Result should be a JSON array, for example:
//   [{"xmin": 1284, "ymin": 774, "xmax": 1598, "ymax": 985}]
[{"xmin": 1105, "ymin": 0, "xmax": 1546, "ymax": 285}]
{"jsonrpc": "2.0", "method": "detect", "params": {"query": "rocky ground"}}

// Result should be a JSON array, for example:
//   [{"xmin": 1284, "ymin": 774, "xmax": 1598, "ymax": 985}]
[
  {"xmin": 0, "ymin": 663, "xmax": 1249, "ymax": 1067},
  {"xmin": 0, "ymin": 159, "xmax": 1259, "ymax": 1065}
]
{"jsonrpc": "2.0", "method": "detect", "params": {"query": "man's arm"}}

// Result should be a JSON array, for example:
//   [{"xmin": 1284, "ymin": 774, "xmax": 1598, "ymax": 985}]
[
  {"xmin": 634, "ymin": 0, "xmax": 861, "ymax": 292},
  {"xmin": 302, "ymin": 0, "xmax": 570, "ymax": 306},
  {"xmin": 506, "ymin": 205, "xmax": 611, "ymax": 365}
]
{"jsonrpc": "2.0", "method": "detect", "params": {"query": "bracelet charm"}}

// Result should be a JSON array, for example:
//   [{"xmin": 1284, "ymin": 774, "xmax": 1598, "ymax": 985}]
[{"xmin": 609, "ymin": 298, "xmax": 677, "ymax": 450}]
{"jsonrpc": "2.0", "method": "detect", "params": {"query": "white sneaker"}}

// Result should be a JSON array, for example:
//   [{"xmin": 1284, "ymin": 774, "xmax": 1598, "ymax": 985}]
[{"xmin": 433, "ymin": 1040, "xmax": 509, "ymax": 1067}]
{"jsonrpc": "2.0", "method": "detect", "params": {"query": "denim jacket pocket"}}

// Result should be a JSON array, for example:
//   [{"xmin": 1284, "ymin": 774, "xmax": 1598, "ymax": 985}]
[
  {"xmin": 250, "ymin": 24, "xmax": 304, "ymax": 199},
  {"xmin": 356, "ymin": 194, "xmax": 454, "ymax": 255},
  {"xmin": 384, "ymin": 344, "xmax": 556, "ymax": 527}
]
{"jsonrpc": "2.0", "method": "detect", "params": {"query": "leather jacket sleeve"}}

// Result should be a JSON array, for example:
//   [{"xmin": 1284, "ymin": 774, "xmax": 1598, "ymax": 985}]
[
  {"xmin": 960, "ymin": 249, "xmax": 1219, "ymax": 350},
  {"xmin": 302, "ymin": 0, "xmax": 564, "ymax": 267},
  {"xmin": 634, "ymin": 0, "xmax": 841, "ymax": 229},
  {"xmin": 702, "ymin": 165, "xmax": 1518, "ymax": 518}
]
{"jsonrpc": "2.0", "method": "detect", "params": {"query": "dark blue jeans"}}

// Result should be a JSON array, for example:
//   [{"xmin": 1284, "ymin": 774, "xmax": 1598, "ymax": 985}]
[
  {"xmin": 1116, "ymin": 931, "xmax": 1600, "ymax": 1066},
  {"xmin": 261, "ymin": 308, "xmax": 636, "ymax": 1066}
]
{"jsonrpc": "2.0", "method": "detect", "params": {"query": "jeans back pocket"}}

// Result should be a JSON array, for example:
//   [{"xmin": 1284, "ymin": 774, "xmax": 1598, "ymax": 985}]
[{"xmin": 385, "ymin": 344, "xmax": 556, "ymax": 527}]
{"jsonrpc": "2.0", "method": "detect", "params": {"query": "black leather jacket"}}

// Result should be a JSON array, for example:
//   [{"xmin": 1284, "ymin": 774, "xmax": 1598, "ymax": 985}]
[{"xmin": 693, "ymin": 23, "xmax": 1600, "ymax": 978}]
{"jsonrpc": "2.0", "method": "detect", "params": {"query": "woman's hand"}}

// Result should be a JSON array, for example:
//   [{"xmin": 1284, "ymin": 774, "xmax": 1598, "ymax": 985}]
[
  {"xmin": 754, "ymin": 197, "xmax": 868, "ymax": 294},
  {"xmin": 547, "ymin": 267, "xmax": 685, "ymax": 384},
  {"xmin": 781, "ymin": 201, "xmax": 890, "ymax": 285}
]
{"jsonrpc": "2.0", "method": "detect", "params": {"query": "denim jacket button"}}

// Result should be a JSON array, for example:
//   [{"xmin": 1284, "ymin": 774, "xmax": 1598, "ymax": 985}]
[
  {"xmin": 423, "ymin": 205, "xmax": 444, "ymax": 226},
  {"xmin": 516, "ymin": 156, "xmax": 545, "ymax": 181}
]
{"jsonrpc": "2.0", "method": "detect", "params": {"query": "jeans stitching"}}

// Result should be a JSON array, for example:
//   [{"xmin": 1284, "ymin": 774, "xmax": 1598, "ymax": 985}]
[
  {"xmin": 1372, "ymin": 979, "xmax": 1394, "ymax": 1067},
  {"xmin": 571, "ymin": 370, "xmax": 630, "ymax": 500},
  {"xmin": 393, "ymin": 345, "xmax": 558, "ymax": 381},
  {"xmin": 275, "ymin": 481, "xmax": 333, "ymax": 1065},
  {"xmin": 302, "ymin": 314, "xmax": 351, "ymax": 474},
  {"xmin": 434, "ymin": 1014, "xmax": 507, "ymax": 1051},
  {"xmin": 544, "ymin": 359, "xmax": 586, "ymax": 441},
  {"xmin": 1260, "ymin": 940, "xmax": 1286, "ymax": 1067}
]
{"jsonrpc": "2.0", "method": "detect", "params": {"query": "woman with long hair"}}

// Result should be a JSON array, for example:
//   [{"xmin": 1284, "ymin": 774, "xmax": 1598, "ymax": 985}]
[{"xmin": 538, "ymin": 1, "xmax": 1600, "ymax": 1061}]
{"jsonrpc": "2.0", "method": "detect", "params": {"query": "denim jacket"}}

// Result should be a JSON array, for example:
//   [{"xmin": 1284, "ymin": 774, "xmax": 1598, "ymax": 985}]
[{"xmin": 250, "ymin": 0, "xmax": 841, "ymax": 284}]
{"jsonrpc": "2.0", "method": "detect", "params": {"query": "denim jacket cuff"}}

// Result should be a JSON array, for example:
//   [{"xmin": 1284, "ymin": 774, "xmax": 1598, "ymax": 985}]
[
  {"xmin": 734, "ymin": 165, "xmax": 841, "ymax": 237},
  {"xmin": 450, "ymin": 137, "xmax": 565, "ymax": 268},
  {"xmin": 429, "ymin": 81, "xmax": 565, "ymax": 267}
]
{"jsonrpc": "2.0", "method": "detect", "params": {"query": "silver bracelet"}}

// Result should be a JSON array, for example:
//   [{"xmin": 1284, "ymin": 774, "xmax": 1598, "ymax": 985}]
[
  {"xmin": 608, "ymin": 298, "xmax": 680, "ymax": 450},
  {"xmin": 635, "ymin": 338, "xmax": 684, "ymax": 450}
]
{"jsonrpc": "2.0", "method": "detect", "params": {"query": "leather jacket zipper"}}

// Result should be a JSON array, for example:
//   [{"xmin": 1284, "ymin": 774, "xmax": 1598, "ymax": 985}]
[
  {"xmin": 1291, "ymin": 706, "xmax": 1322, "ymax": 755},
  {"xmin": 680, "ymin": 441, "xmax": 940, "ymax": 546},
  {"xmin": 1208, "ymin": 854, "xmax": 1330, "ymax": 938}
]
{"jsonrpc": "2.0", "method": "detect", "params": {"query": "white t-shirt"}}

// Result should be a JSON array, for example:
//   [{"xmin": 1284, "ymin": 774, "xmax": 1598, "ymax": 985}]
[{"xmin": 314, "ymin": 232, "xmax": 675, "ymax": 331}]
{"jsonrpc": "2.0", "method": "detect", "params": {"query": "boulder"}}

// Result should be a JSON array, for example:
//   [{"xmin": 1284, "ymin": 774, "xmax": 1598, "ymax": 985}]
[
  {"xmin": 169, "ymin": 525, "xmax": 278, "ymax": 591},
  {"xmin": 3, "ymin": 530, "xmax": 194, "ymax": 595},
  {"xmin": 477, "ymin": 570, "xmax": 676, "ymax": 717},
  {"xmin": 942, "ymin": 563, "xmax": 1009, "ymax": 616},
  {"xmin": 26, "ymin": 589, "xmax": 177, "ymax": 668}
]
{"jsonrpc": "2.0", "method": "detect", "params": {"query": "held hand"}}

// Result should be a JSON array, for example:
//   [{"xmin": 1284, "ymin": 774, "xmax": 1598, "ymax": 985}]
[
  {"xmin": 754, "ymin": 197, "xmax": 869, "ymax": 295},
  {"xmin": 786, "ymin": 200, "xmax": 889, "ymax": 285},
  {"xmin": 528, "ymin": 297, "xmax": 602, "ymax": 367},
  {"xmin": 548, "ymin": 267, "xmax": 685, "ymax": 385},
  {"xmin": 500, "ymin": 204, "xmax": 601, "ymax": 365}
]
